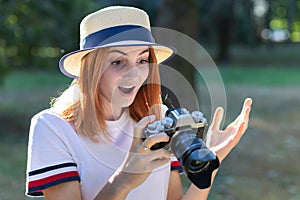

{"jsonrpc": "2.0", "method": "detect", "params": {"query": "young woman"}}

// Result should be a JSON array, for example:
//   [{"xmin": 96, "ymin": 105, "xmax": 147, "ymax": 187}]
[{"xmin": 26, "ymin": 6, "xmax": 252, "ymax": 200}]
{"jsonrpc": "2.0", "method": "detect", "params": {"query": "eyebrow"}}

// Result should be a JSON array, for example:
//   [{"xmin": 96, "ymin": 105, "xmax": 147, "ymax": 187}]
[{"xmin": 108, "ymin": 48, "xmax": 149, "ymax": 56}]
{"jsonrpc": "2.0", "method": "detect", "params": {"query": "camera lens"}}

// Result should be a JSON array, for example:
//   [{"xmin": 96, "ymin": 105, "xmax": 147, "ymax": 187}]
[
  {"xmin": 163, "ymin": 107, "xmax": 220, "ymax": 189},
  {"xmin": 189, "ymin": 160, "xmax": 210, "ymax": 173}
]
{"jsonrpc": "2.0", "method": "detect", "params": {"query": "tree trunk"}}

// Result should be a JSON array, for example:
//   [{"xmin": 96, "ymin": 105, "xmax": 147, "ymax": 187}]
[{"xmin": 154, "ymin": 0, "xmax": 200, "ymax": 111}]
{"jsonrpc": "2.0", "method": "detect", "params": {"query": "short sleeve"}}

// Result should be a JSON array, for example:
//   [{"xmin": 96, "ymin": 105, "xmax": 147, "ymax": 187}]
[
  {"xmin": 26, "ymin": 111, "xmax": 80, "ymax": 197},
  {"xmin": 170, "ymin": 156, "xmax": 183, "ymax": 173}
]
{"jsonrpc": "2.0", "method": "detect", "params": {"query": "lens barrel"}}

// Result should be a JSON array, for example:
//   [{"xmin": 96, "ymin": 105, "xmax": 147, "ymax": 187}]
[{"xmin": 170, "ymin": 130, "xmax": 220, "ymax": 189}]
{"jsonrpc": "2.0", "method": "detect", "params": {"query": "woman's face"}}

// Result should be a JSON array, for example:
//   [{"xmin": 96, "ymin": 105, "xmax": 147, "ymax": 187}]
[{"xmin": 99, "ymin": 46, "xmax": 150, "ymax": 109}]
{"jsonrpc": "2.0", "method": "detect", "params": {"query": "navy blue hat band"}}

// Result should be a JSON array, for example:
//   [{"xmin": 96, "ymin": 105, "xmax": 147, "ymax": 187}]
[{"xmin": 80, "ymin": 25, "xmax": 155, "ymax": 49}]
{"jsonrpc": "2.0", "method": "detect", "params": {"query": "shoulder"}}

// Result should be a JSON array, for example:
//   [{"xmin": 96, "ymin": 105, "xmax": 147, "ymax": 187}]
[
  {"xmin": 27, "ymin": 109, "xmax": 79, "ymax": 167},
  {"xmin": 31, "ymin": 109, "xmax": 66, "ymax": 124},
  {"xmin": 29, "ymin": 109, "xmax": 75, "ymax": 140},
  {"xmin": 30, "ymin": 109, "xmax": 71, "ymax": 130},
  {"xmin": 26, "ymin": 109, "xmax": 80, "ymax": 197}
]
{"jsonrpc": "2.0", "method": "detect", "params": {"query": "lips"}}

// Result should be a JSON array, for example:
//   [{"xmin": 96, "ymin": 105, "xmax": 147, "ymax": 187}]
[{"xmin": 118, "ymin": 85, "xmax": 136, "ymax": 94}]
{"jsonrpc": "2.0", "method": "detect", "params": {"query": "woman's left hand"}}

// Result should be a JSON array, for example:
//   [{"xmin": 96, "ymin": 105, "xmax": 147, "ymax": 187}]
[{"xmin": 206, "ymin": 98, "xmax": 253, "ymax": 163}]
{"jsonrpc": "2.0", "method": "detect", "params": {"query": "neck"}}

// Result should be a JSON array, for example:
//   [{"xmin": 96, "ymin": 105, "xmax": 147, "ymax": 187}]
[
  {"xmin": 105, "ymin": 107, "xmax": 124, "ymax": 121},
  {"xmin": 101, "ymin": 99, "xmax": 124, "ymax": 121}
]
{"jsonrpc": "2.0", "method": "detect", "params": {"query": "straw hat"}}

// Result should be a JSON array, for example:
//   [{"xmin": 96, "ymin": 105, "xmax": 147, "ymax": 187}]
[{"xmin": 59, "ymin": 6, "xmax": 175, "ymax": 78}]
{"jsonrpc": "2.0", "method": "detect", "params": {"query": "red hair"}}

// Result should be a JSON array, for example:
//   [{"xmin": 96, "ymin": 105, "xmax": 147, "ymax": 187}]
[
  {"xmin": 129, "ymin": 48, "xmax": 162, "ymax": 121},
  {"xmin": 57, "ymin": 47, "xmax": 162, "ymax": 142}
]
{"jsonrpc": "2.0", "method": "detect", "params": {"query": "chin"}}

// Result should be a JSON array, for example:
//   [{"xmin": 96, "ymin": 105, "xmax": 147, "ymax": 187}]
[{"xmin": 112, "ymin": 96, "xmax": 135, "ymax": 108}]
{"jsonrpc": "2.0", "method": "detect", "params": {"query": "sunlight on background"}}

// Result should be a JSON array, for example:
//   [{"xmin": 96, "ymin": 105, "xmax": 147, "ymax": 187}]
[{"xmin": 253, "ymin": 0, "xmax": 300, "ymax": 42}]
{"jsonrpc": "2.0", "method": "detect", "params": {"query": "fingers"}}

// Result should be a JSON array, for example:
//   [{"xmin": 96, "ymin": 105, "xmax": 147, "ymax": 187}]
[
  {"xmin": 241, "ymin": 104, "xmax": 251, "ymax": 133},
  {"xmin": 237, "ymin": 121, "xmax": 246, "ymax": 139},
  {"xmin": 244, "ymin": 97, "xmax": 253, "ymax": 108},
  {"xmin": 240, "ymin": 98, "xmax": 252, "ymax": 121},
  {"xmin": 210, "ymin": 107, "xmax": 224, "ymax": 131},
  {"xmin": 228, "ymin": 101, "xmax": 250, "ymax": 145},
  {"xmin": 142, "ymin": 133, "xmax": 169, "ymax": 151},
  {"xmin": 215, "ymin": 121, "xmax": 246, "ymax": 162},
  {"xmin": 229, "ymin": 97, "xmax": 253, "ymax": 128},
  {"xmin": 137, "ymin": 133, "xmax": 170, "ymax": 171},
  {"xmin": 149, "ymin": 156, "xmax": 170, "ymax": 170},
  {"xmin": 132, "ymin": 115, "xmax": 170, "ymax": 153},
  {"xmin": 134, "ymin": 115, "xmax": 156, "ymax": 137},
  {"xmin": 126, "ymin": 148, "xmax": 170, "ymax": 173},
  {"xmin": 230, "ymin": 121, "xmax": 246, "ymax": 147},
  {"xmin": 238, "ymin": 97, "xmax": 252, "ymax": 132},
  {"xmin": 143, "ymin": 148, "xmax": 170, "ymax": 169},
  {"xmin": 241, "ymin": 98, "xmax": 252, "ymax": 120},
  {"xmin": 150, "ymin": 148, "xmax": 170, "ymax": 160},
  {"xmin": 130, "ymin": 115, "xmax": 156, "ymax": 151}
]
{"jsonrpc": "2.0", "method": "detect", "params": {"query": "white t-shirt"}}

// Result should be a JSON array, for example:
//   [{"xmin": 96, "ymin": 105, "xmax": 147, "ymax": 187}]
[{"xmin": 26, "ymin": 109, "xmax": 180, "ymax": 199}]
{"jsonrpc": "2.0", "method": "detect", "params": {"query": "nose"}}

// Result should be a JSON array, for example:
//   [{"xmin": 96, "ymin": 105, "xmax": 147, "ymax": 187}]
[
  {"xmin": 124, "ymin": 65, "xmax": 138, "ymax": 78},
  {"xmin": 124, "ymin": 61, "xmax": 138, "ymax": 78}
]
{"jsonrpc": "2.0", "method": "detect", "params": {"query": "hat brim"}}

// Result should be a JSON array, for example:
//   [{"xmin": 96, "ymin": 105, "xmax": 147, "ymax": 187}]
[{"xmin": 59, "ymin": 40, "xmax": 175, "ymax": 78}]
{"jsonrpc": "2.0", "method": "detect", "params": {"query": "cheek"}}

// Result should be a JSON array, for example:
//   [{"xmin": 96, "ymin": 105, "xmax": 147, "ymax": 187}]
[
  {"xmin": 99, "ymin": 71, "xmax": 120, "ymax": 95},
  {"xmin": 139, "ymin": 66, "xmax": 150, "ymax": 83}
]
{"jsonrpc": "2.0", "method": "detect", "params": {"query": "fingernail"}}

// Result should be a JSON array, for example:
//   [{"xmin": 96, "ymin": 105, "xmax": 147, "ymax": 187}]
[{"xmin": 247, "ymin": 97, "xmax": 253, "ymax": 105}]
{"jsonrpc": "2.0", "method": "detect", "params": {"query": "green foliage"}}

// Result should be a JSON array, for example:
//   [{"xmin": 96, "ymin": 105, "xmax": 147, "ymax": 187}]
[
  {"xmin": 0, "ymin": 0, "xmax": 99, "ymax": 74},
  {"xmin": 1, "ymin": 0, "xmax": 300, "ymax": 85}
]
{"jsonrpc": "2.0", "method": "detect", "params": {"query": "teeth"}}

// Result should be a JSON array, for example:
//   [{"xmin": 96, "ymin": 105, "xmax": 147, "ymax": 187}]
[
  {"xmin": 122, "ymin": 86, "xmax": 134, "ymax": 89},
  {"xmin": 119, "ymin": 86, "xmax": 135, "ymax": 94}
]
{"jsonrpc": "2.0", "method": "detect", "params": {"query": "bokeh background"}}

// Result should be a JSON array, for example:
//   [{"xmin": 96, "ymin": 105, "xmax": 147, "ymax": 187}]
[{"xmin": 0, "ymin": 0, "xmax": 300, "ymax": 199}]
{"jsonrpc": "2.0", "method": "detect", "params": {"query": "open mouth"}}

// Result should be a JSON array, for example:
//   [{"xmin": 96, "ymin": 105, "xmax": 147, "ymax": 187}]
[{"xmin": 118, "ymin": 86, "xmax": 136, "ymax": 94}]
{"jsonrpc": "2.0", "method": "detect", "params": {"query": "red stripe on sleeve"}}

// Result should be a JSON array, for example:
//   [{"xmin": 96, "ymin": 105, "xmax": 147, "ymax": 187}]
[
  {"xmin": 171, "ymin": 160, "xmax": 181, "ymax": 167},
  {"xmin": 28, "ymin": 171, "xmax": 79, "ymax": 188}
]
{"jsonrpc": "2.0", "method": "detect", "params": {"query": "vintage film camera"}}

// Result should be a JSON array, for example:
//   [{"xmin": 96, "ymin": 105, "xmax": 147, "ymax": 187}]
[{"xmin": 144, "ymin": 108, "xmax": 220, "ymax": 189}]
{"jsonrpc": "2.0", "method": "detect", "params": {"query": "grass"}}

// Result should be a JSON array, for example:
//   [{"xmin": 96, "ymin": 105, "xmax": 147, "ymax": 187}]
[
  {"xmin": 0, "ymin": 133, "xmax": 29, "ymax": 199},
  {"xmin": 2, "ymin": 70, "xmax": 70, "ymax": 90},
  {"xmin": 219, "ymin": 67, "xmax": 300, "ymax": 86},
  {"xmin": 0, "ymin": 70, "xmax": 71, "ymax": 115},
  {"xmin": 0, "ymin": 66, "xmax": 299, "ymax": 199},
  {"xmin": 0, "ymin": 70, "xmax": 72, "ymax": 200}
]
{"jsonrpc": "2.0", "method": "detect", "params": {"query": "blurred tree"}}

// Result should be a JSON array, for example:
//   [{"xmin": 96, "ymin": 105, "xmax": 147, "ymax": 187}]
[
  {"xmin": 207, "ymin": 0, "xmax": 257, "ymax": 63},
  {"xmin": 0, "ymin": 0, "xmax": 98, "ymax": 85},
  {"xmin": 1, "ymin": 0, "xmax": 300, "ymax": 87},
  {"xmin": 287, "ymin": 0, "xmax": 296, "ymax": 33},
  {"xmin": 234, "ymin": 0, "xmax": 256, "ymax": 44},
  {"xmin": 258, "ymin": 0, "xmax": 300, "ymax": 42},
  {"xmin": 155, "ymin": 0, "xmax": 200, "ymax": 110},
  {"xmin": 210, "ymin": 0, "xmax": 235, "ymax": 63}
]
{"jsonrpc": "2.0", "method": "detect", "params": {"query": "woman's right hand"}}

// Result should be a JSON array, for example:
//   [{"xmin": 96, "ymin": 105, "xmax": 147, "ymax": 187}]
[
  {"xmin": 119, "ymin": 115, "xmax": 170, "ymax": 191},
  {"xmin": 94, "ymin": 115, "xmax": 170, "ymax": 200}
]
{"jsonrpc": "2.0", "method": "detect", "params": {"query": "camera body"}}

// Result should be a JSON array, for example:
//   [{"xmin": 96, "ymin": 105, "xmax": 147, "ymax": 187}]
[
  {"xmin": 144, "ymin": 108, "xmax": 220, "ymax": 189},
  {"xmin": 144, "ymin": 108, "xmax": 206, "ymax": 151}
]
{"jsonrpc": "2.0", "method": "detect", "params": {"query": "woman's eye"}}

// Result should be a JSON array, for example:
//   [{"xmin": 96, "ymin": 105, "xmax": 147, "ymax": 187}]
[
  {"xmin": 139, "ymin": 59, "xmax": 149, "ymax": 64},
  {"xmin": 111, "ymin": 60, "xmax": 123, "ymax": 65}
]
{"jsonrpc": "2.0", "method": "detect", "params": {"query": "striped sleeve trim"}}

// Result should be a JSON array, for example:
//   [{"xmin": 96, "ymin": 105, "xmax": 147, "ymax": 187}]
[
  {"xmin": 171, "ymin": 160, "xmax": 183, "ymax": 173},
  {"xmin": 27, "ymin": 162, "xmax": 80, "ymax": 196}
]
